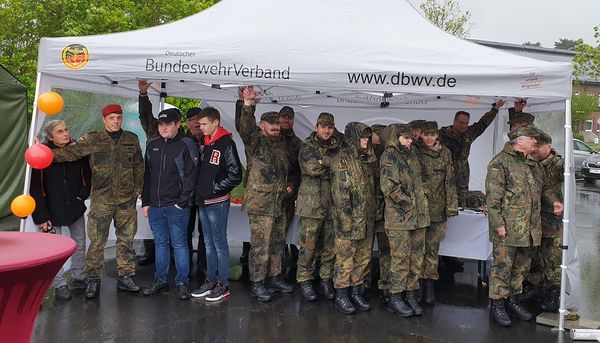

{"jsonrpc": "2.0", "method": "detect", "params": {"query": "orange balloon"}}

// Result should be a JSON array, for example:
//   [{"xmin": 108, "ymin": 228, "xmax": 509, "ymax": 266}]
[
  {"xmin": 37, "ymin": 91, "xmax": 64, "ymax": 115},
  {"xmin": 11, "ymin": 194, "xmax": 36, "ymax": 218}
]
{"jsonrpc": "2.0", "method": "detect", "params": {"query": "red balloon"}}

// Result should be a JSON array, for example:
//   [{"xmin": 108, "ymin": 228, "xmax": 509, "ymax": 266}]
[{"xmin": 25, "ymin": 143, "xmax": 54, "ymax": 169}]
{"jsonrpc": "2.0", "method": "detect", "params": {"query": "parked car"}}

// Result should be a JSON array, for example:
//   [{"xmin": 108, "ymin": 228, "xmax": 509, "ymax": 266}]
[
  {"xmin": 573, "ymin": 139, "xmax": 597, "ymax": 174},
  {"xmin": 582, "ymin": 154, "xmax": 600, "ymax": 185}
]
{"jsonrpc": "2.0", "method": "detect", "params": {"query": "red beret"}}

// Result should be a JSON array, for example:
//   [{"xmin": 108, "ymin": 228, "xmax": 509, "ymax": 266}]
[{"xmin": 102, "ymin": 104, "xmax": 123, "ymax": 117}]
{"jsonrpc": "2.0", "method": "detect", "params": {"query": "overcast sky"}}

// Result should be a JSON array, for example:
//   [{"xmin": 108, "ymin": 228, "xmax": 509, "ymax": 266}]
[{"xmin": 408, "ymin": 0, "xmax": 599, "ymax": 47}]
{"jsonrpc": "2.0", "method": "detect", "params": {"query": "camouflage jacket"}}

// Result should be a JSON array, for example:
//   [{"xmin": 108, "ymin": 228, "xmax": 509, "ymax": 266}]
[
  {"xmin": 485, "ymin": 143, "xmax": 543, "ymax": 247},
  {"xmin": 415, "ymin": 140, "xmax": 458, "ymax": 223},
  {"xmin": 330, "ymin": 122, "xmax": 376, "ymax": 240},
  {"xmin": 237, "ymin": 104, "xmax": 289, "ymax": 216},
  {"xmin": 380, "ymin": 125, "xmax": 430, "ymax": 231},
  {"xmin": 373, "ymin": 142, "xmax": 385, "ymax": 222},
  {"xmin": 281, "ymin": 128, "xmax": 302, "ymax": 194},
  {"xmin": 540, "ymin": 150, "xmax": 564, "ymax": 238},
  {"xmin": 439, "ymin": 107, "xmax": 498, "ymax": 190},
  {"xmin": 52, "ymin": 130, "xmax": 144, "ymax": 206},
  {"xmin": 295, "ymin": 132, "xmax": 341, "ymax": 219}
]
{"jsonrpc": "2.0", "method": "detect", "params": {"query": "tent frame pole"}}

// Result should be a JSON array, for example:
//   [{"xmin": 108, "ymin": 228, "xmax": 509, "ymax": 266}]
[
  {"xmin": 19, "ymin": 72, "xmax": 42, "ymax": 232},
  {"xmin": 558, "ymin": 98, "xmax": 572, "ymax": 332}
]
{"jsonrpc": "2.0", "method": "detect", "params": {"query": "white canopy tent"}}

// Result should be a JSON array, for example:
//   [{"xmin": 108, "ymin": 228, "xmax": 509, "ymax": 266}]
[{"xmin": 28, "ymin": 0, "xmax": 577, "ymax": 330}]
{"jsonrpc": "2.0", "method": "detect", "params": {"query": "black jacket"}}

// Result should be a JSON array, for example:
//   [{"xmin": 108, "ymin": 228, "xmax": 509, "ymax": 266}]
[
  {"xmin": 142, "ymin": 129, "xmax": 199, "ymax": 208},
  {"xmin": 30, "ymin": 140, "xmax": 92, "ymax": 226},
  {"xmin": 195, "ymin": 127, "xmax": 242, "ymax": 205}
]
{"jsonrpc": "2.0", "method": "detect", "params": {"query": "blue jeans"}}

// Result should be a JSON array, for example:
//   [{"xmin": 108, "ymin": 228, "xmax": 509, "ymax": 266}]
[
  {"xmin": 148, "ymin": 205, "xmax": 190, "ymax": 285},
  {"xmin": 198, "ymin": 201, "xmax": 231, "ymax": 285}
]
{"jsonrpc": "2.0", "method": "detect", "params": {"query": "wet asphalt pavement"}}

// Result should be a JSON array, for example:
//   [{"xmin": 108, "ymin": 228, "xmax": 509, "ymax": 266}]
[{"xmin": 28, "ymin": 181, "xmax": 600, "ymax": 342}]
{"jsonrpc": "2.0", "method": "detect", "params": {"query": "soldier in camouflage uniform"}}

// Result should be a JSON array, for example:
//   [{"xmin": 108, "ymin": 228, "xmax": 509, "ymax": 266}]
[
  {"xmin": 485, "ymin": 126, "xmax": 562, "ymax": 327},
  {"xmin": 52, "ymin": 104, "xmax": 144, "ymax": 299},
  {"xmin": 439, "ymin": 100, "xmax": 505, "ymax": 206},
  {"xmin": 507, "ymin": 99, "xmax": 535, "ymax": 132},
  {"xmin": 380, "ymin": 124, "xmax": 430, "ymax": 318},
  {"xmin": 295, "ymin": 113, "xmax": 341, "ymax": 302},
  {"xmin": 415, "ymin": 121, "xmax": 458, "ymax": 305},
  {"xmin": 237, "ymin": 86, "xmax": 294, "ymax": 302},
  {"xmin": 330, "ymin": 122, "xmax": 376, "ymax": 315},
  {"xmin": 525, "ymin": 130, "xmax": 564, "ymax": 312},
  {"xmin": 408, "ymin": 120, "xmax": 426, "ymax": 140}
]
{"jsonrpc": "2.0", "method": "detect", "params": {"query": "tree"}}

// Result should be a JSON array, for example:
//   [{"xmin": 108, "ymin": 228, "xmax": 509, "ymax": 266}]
[
  {"xmin": 574, "ymin": 26, "xmax": 600, "ymax": 81},
  {"xmin": 419, "ymin": 0, "xmax": 473, "ymax": 38},
  {"xmin": 523, "ymin": 41, "xmax": 542, "ymax": 47},
  {"xmin": 571, "ymin": 92, "xmax": 598, "ymax": 132},
  {"xmin": 0, "ymin": 0, "xmax": 219, "ymax": 113},
  {"xmin": 554, "ymin": 38, "xmax": 580, "ymax": 51}
]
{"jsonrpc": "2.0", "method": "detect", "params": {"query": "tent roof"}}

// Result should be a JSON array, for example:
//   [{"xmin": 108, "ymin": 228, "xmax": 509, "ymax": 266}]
[{"xmin": 37, "ymin": 0, "xmax": 572, "ymax": 104}]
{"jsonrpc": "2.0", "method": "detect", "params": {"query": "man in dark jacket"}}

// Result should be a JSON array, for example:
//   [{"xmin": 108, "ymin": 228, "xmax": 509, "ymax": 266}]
[
  {"xmin": 30, "ymin": 119, "xmax": 91, "ymax": 300},
  {"xmin": 190, "ymin": 107, "xmax": 242, "ymax": 302},
  {"xmin": 141, "ymin": 108, "xmax": 199, "ymax": 300}
]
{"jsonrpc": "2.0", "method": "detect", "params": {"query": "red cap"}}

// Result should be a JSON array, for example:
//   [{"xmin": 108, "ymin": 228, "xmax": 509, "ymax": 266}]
[{"xmin": 102, "ymin": 104, "xmax": 123, "ymax": 117}]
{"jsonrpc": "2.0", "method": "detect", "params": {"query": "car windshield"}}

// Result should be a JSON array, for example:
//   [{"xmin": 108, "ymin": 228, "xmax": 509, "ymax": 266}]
[{"xmin": 575, "ymin": 140, "xmax": 594, "ymax": 153}]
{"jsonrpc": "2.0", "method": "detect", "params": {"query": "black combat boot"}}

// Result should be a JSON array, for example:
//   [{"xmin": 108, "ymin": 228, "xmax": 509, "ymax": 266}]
[
  {"xmin": 349, "ymin": 286, "xmax": 370, "ymax": 311},
  {"xmin": 320, "ymin": 278, "xmax": 335, "ymax": 300},
  {"xmin": 251, "ymin": 281, "xmax": 272, "ymax": 302},
  {"xmin": 300, "ymin": 281, "xmax": 317, "ymax": 302},
  {"xmin": 424, "ymin": 279, "xmax": 436, "ymax": 305},
  {"xmin": 507, "ymin": 295, "xmax": 533, "ymax": 321},
  {"xmin": 85, "ymin": 278, "xmax": 101, "ymax": 299},
  {"xmin": 267, "ymin": 275, "xmax": 294, "ymax": 293},
  {"xmin": 335, "ymin": 288, "xmax": 356, "ymax": 315},
  {"xmin": 520, "ymin": 281, "xmax": 542, "ymax": 302},
  {"xmin": 117, "ymin": 275, "xmax": 141, "ymax": 292},
  {"xmin": 489, "ymin": 299, "xmax": 512, "ymax": 327},
  {"xmin": 388, "ymin": 292, "xmax": 413, "ymax": 317},
  {"xmin": 405, "ymin": 290, "xmax": 423, "ymax": 316},
  {"xmin": 541, "ymin": 288, "xmax": 560, "ymax": 313},
  {"xmin": 380, "ymin": 289, "xmax": 390, "ymax": 305}
]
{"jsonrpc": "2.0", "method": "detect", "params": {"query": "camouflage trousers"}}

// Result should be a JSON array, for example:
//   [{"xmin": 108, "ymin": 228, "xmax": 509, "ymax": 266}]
[
  {"xmin": 358, "ymin": 224, "xmax": 376, "ymax": 287},
  {"xmin": 422, "ymin": 222, "xmax": 447, "ymax": 280},
  {"xmin": 526, "ymin": 237, "xmax": 562, "ymax": 290},
  {"xmin": 85, "ymin": 199, "xmax": 137, "ymax": 278},
  {"xmin": 387, "ymin": 228, "xmax": 426, "ymax": 294},
  {"xmin": 375, "ymin": 229, "xmax": 391, "ymax": 290},
  {"xmin": 334, "ymin": 236, "xmax": 372, "ymax": 289},
  {"xmin": 489, "ymin": 244, "xmax": 532, "ymax": 300},
  {"xmin": 248, "ymin": 213, "xmax": 286, "ymax": 282},
  {"xmin": 296, "ymin": 217, "xmax": 335, "ymax": 283}
]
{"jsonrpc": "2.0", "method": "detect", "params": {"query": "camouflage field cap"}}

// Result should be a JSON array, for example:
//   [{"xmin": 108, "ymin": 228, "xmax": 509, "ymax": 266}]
[
  {"xmin": 260, "ymin": 111, "xmax": 280, "ymax": 124},
  {"xmin": 507, "ymin": 125, "xmax": 541, "ymax": 141},
  {"xmin": 536, "ymin": 130, "xmax": 553, "ymax": 145},
  {"xmin": 421, "ymin": 121, "xmax": 439, "ymax": 134},
  {"xmin": 316, "ymin": 112, "xmax": 335, "ymax": 127},
  {"xmin": 507, "ymin": 112, "xmax": 535, "ymax": 125},
  {"xmin": 370, "ymin": 124, "xmax": 386, "ymax": 135},
  {"xmin": 397, "ymin": 124, "xmax": 413, "ymax": 138},
  {"xmin": 408, "ymin": 119, "xmax": 426, "ymax": 129},
  {"xmin": 279, "ymin": 106, "xmax": 295, "ymax": 118}
]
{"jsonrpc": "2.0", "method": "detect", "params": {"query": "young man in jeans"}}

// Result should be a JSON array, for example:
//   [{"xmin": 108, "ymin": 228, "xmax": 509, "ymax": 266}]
[
  {"xmin": 191, "ymin": 107, "xmax": 242, "ymax": 301},
  {"xmin": 141, "ymin": 108, "xmax": 199, "ymax": 300}
]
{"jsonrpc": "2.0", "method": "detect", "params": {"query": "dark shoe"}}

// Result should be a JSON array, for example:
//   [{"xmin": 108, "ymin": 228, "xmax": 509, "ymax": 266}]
[
  {"xmin": 85, "ymin": 278, "xmax": 101, "ymax": 299},
  {"xmin": 335, "ymin": 288, "xmax": 356, "ymax": 315},
  {"xmin": 319, "ymin": 278, "xmax": 335, "ymax": 300},
  {"xmin": 55, "ymin": 286, "xmax": 72, "ymax": 300},
  {"xmin": 177, "ymin": 284, "xmax": 191, "ymax": 300},
  {"xmin": 70, "ymin": 278, "xmax": 87, "ymax": 289},
  {"xmin": 520, "ymin": 281, "xmax": 542, "ymax": 302},
  {"xmin": 405, "ymin": 290, "xmax": 423, "ymax": 316},
  {"xmin": 268, "ymin": 275, "xmax": 294, "ymax": 293},
  {"xmin": 541, "ymin": 288, "xmax": 560, "ymax": 313},
  {"xmin": 380, "ymin": 289, "xmax": 390, "ymax": 305},
  {"xmin": 489, "ymin": 299, "xmax": 512, "ymax": 327},
  {"xmin": 424, "ymin": 279, "xmax": 436, "ymax": 305},
  {"xmin": 300, "ymin": 281, "xmax": 317, "ymax": 302},
  {"xmin": 117, "ymin": 275, "xmax": 141, "ymax": 292},
  {"xmin": 251, "ymin": 281, "xmax": 272, "ymax": 302},
  {"xmin": 349, "ymin": 286, "xmax": 370, "ymax": 311},
  {"xmin": 142, "ymin": 279, "xmax": 169, "ymax": 296},
  {"xmin": 191, "ymin": 278, "xmax": 217, "ymax": 298},
  {"xmin": 507, "ymin": 295, "xmax": 533, "ymax": 321},
  {"xmin": 206, "ymin": 282, "xmax": 230, "ymax": 302},
  {"xmin": 138, "ymin": 253, "xmax": 155, "ymax": 266},
  {"xmin": 388, "ymin": 292, "xmax": 413, "ymax": 317}
]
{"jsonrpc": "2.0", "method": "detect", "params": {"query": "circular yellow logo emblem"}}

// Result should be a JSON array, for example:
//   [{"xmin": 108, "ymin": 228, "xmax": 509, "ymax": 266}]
[{"xmin": 61, "ymin": 44, "xmax": 89, "ymax": 70}]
